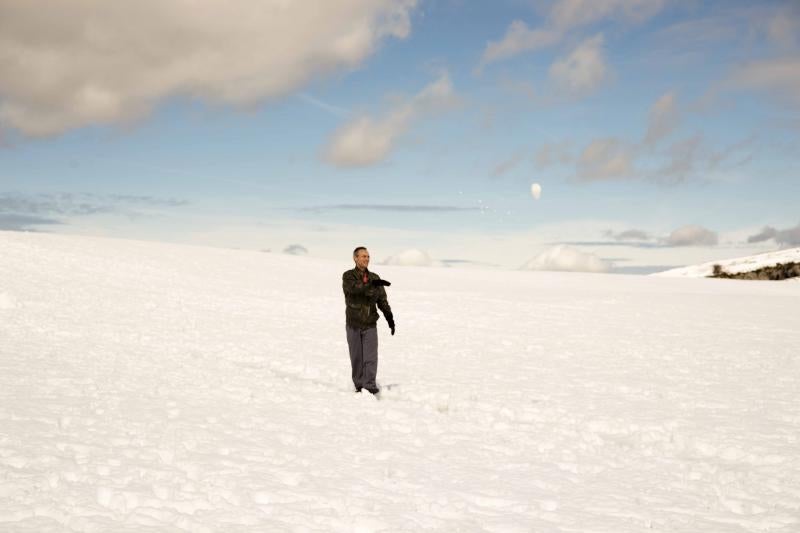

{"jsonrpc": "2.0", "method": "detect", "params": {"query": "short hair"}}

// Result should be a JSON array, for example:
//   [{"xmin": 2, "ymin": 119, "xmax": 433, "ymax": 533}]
[{"xmin": 353, "ymin": 246, "xmax": 367, "ymax": 257}]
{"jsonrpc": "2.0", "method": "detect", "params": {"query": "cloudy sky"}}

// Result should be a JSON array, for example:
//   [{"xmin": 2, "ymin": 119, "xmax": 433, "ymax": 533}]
[{"xmin": 1, "ymin": 0, "xmax": 798, "ymax": 272}]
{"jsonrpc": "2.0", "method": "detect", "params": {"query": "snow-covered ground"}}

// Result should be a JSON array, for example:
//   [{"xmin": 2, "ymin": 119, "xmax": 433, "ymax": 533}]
[
  {"xmin": 654, "ymin": 247, "xmax": 800, "ymax": 279},
  {"xmin": 2, "ymin": 230, "xmax": 799, "ymax": 532}
]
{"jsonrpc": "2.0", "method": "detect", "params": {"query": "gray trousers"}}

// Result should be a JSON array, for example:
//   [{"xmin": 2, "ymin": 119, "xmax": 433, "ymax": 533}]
[{"xmin": 346, "ymin": 325, "xmax": 378, "ymax": 391}]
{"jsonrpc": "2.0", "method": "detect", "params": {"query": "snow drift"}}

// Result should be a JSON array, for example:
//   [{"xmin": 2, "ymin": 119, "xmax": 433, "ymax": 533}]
[{"xmin": 520, "ymin": 244, "xmax": 610, "ymax": 273}]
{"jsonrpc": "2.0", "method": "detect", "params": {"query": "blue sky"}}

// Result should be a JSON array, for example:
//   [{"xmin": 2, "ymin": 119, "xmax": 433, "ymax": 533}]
[{"xmin": 1, "ymin": 0, "xmax": 798, "ymax": 271}]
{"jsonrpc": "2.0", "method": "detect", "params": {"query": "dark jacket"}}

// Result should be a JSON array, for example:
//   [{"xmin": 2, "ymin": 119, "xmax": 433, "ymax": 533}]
[{"xmin": 342, "ymin": 267, "xmax": 393, "ymax": 329}]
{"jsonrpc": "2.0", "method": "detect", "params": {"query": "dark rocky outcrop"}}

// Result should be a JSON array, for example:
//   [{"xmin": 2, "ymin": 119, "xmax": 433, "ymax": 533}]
[{"xmin": 710, "ymin": 262, "xmax": 800, "ymax": 280}]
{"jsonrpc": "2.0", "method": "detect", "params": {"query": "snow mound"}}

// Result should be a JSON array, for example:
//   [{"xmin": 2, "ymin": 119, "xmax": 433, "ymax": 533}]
[
  {"xmin": 381, "ymin": 248, "xmax": 444, "ymax": 267},
  {"xmin": 653, "ymin": 247, "xmax": 800, "ymax": 278},
  {"xmin": 283, "ymin": 244, "xmax": 308, "ymax": 255},
  {"xmin": 520, "ymin": 245, "xmax": 610, "ymax": 273}
]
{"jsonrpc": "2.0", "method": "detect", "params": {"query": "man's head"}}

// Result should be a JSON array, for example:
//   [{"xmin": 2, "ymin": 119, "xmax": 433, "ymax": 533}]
[{"xmin": 353, "ymin": 246, "xmax": 369, "ymax": 270}]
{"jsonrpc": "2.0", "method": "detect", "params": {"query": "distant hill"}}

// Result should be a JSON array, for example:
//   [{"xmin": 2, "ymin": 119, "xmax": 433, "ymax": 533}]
[{"xmin": 652, "ymin": 248, "xmax": 800, "ymax": 279}]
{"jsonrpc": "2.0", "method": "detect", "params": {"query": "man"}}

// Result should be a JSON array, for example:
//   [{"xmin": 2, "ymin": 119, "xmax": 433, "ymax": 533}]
[{"xmin": 342, "ymin": 246, "xmax": 394, "ymax": 395}]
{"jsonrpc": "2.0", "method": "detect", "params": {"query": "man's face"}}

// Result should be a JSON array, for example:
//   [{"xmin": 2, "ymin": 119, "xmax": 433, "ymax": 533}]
[{"xmin": 354, "ymin": 249, "xmax": 370, "ymax": 270}]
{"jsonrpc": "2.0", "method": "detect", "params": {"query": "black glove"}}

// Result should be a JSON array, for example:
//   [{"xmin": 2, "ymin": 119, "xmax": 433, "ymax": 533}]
[
  {"xmin": 386, "ymin": 316, "xmax": 395, "ymax": 336},
  {"xmin": 370, "ymin": 279, "xmax": 391, "ymax": 287}
]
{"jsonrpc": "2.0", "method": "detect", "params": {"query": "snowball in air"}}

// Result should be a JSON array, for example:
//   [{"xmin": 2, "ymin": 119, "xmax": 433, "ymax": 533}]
[{"xmin": 530, "ymin": 183, "xmax": 542, "ymax": 200}]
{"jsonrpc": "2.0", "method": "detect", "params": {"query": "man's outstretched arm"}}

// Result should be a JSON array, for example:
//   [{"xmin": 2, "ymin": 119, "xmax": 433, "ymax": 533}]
[{"xmin": 377, "ymin": 287, "xmax": 395, "ymax": 335}]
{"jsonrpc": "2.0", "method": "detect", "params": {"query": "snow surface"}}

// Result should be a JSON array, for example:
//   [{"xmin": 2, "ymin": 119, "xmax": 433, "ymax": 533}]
[
  {"xmin": 653, "ymin": 247, "xmax": 800, "ymax": 278},
  {"xmin": 2, "ymin": 230, "xmax": 800, "ymax": 532}
]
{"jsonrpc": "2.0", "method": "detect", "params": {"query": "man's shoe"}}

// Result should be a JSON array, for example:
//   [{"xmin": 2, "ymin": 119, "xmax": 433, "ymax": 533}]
[{"xmin": 366, "ymin": 387, "xmax": 380, "ymax": 395}]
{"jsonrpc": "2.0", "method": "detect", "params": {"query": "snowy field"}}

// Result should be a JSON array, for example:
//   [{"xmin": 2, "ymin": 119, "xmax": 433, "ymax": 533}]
[{"xmin": 2, "ymin": 230, "xmax": 799, "ymax": 532}]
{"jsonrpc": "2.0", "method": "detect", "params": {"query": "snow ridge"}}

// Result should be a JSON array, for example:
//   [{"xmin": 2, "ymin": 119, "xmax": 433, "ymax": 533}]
[{"xmin": 652, "ymin": 247, "xmax": 800, "ymax": 278}]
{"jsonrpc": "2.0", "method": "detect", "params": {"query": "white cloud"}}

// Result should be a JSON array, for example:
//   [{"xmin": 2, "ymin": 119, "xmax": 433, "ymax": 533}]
[
  {"xmin": 656, "ymin": 135, "xmax": 704, "ymax": 184},
  {"xmin": 324, "ymin": 74, "xmax": 458, "ymax": 167},
  {"xmin": 549, "ymin": 34, "xmax": 607, "ymax": 95},
  {"xmin": 381, "ymin": 249, "xmax": 444, "ymax": 267},
  {"xmin": 747, "ymin": 224, "xmax": 800, "ymax": 246},
  {"xmin": 651, "ymin": 4, "xmax": 798, "ymax": 68},
  {"xmin": 605, "ymin": 229, "xmax": 651, "ymax": 242},
  {"xmin": 764, "ymin": 5, "xmax": 800, "ymax": 48},
  {"xmin": 666, "ymin": 225, "xmax": 718, "ymax": 247},
  {"xmin": 478, "ymin": 0, "xmax": 664, "ymax": 69},
  {"xmin": 727, "ymin": 2, "xmax": 800, "ymax": 110},
  {"xmin": 490, "ymin": 151, "xmax": 525, "ymax": 177},
  {"xmin": 576, "ymin": 137, "xmax": 634, "ymax": 181},
  {"xmin": 644, "ymin": 91, "xmax": 679, "ymax": 146},
  {"xmin": 776, "ymin": 223, "xmax": 800, "ymax": 247},
  {"xmin": 535, "ymin": 141, "xmax": 573, "ymax": 168},
  {"xmin": 520, "ymin": 244, "xmax": 611, "ymax": 273},
  {"xmin": 323, "ymin": 115, "xmax": 407, "ymax": 167},
  {"xmin": 747, "ymin": 226, "xmax": 778, "ymax": 244},
  {"xmin": 478, "ymin": 22, "xmax": 559, "ymax": 70},
  {"xmin": 565, "ymin": 130, "xmax": 751, "ymax": 184},
  {"xmin": 549, "ymin": 0, "xmax": 665, "ymax": 31},
  {"xmin": 0, "ymin": 0, "xmax": 417, "ymax": 137},
  {"xmin": 731, "ymin": 58, "xmax": 800, "ymax": 107}
]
